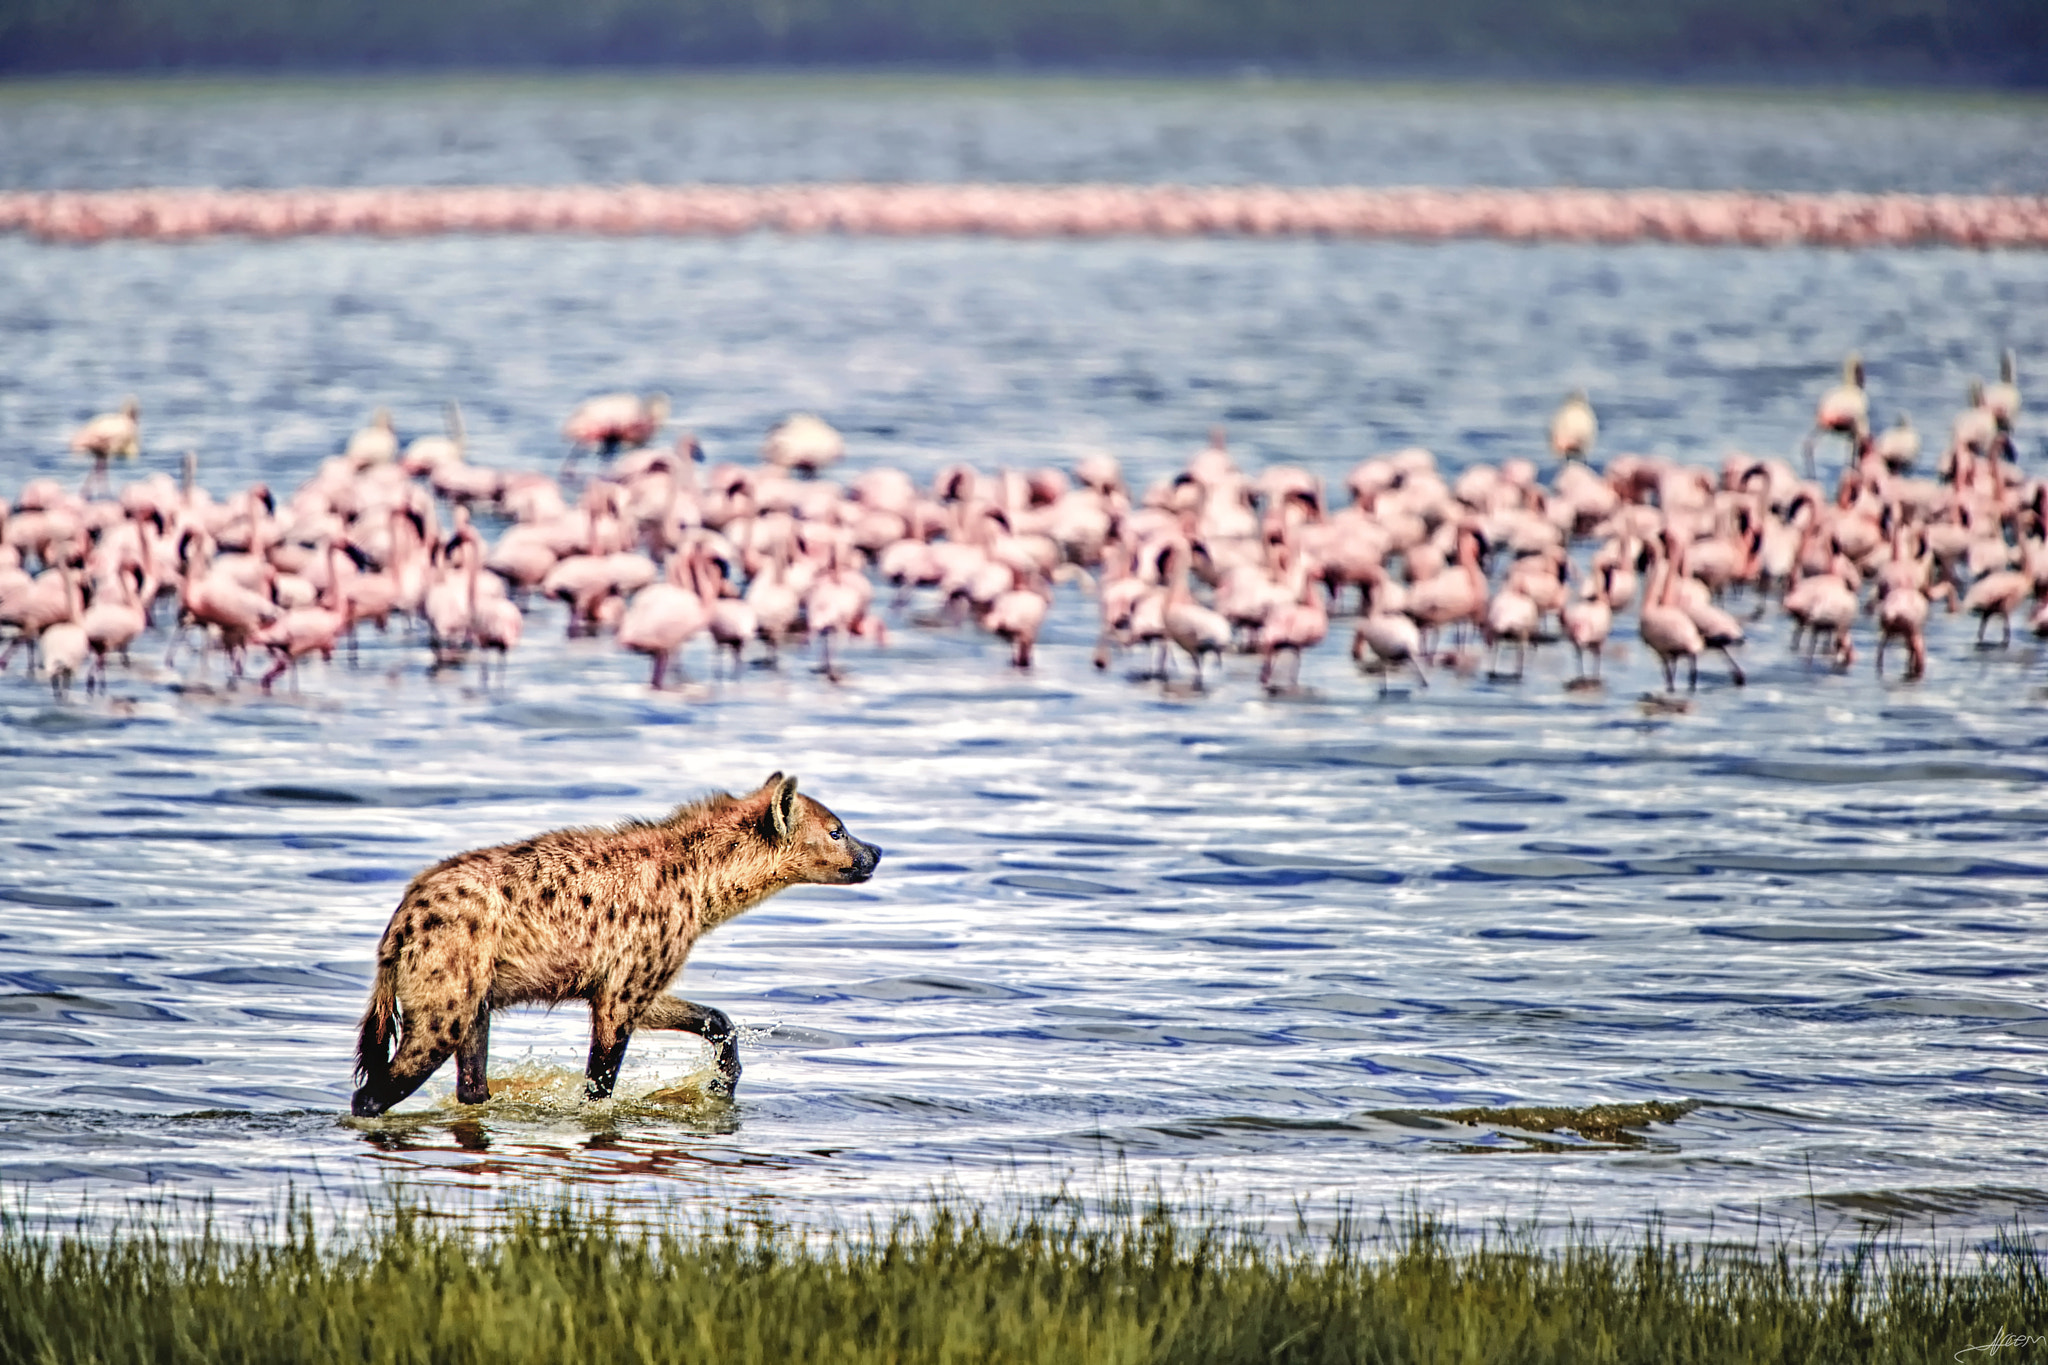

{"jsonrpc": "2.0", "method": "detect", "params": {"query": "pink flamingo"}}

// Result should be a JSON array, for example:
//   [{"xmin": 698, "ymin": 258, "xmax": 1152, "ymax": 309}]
[
  {"xmin": 1214, "ymin": 560, "xmax": 1293, "ymax": 652},
  {"xmin": 171, "ymin": 541, "xmax": 279, "ymax": 680},
  {"xmin": 1560, "ymin": 566, "xmax": 1613, "ymax": 683},
  {"xmin": 877, "ymin": 537, "xmax": 942, "ymax": 609},
  {"xmin": 470, "ymin": 556, "xmax": 524, "ymax": 689},
  {"xmin": 1549, "ymin": 390, "xmax": 1597, "ymax": 462},
  {"xmin": 762, "ymin": 413, "xmax": 844, "ymax": 476},
  {"xmin": 0, "ymin": 559, "xmax": 82, "ymax": 674},
  {"xmin": 806, "ymin": 551, "xmax": 882, "ymax": 682},
  {"xmin": 1125, "ymin": 584, "xmax": 1169, "ymax": 678},
  {"xmin": 394, "ymin": 403, "xmax": 465, "ymax": 480},
  {"xmin": 334, "ymin": 532, "xmax": 404, "ymax": 663},
  {"xmin": 1404, "ymin": 524, "xmax": 1487, "ymax": 654},
  {"xmin": 486, "ymin": 525, "xmax": 561, "ymax": 598},
  {"xmin": 686, "ymin": 548, "xmax": 756, "ymax": 677},
  {"xmin": 941, "ymin": 546, "xmax": 1014, "ymax": 624},
  {"xmin": 1984, "ymin": 349, "xmax": 2022, "ymax": 433},
  {"xmin": 1257, "ymin": 550, "xmax": 1329, "ymax": 691},
  {"xmin": 1090, "ymin": 541, "xmax": 1149, "ymax": 670},
  {"xmin": 617, "ymin": 549, "xmax": 709, "ymax": 689},
  {"xmin": 1963, "ymin": 567, "xmax": 2032, "ymax": 647},
  {"xmin": 707, "ymin": 593, "xmax": 758, "ymax": 677},
  {"xmin": 1783, "ymin": 529, "xmax": 1861, "ymax": 658},
  {"xmin": 1873, "ymin": 414, "xmax": 1920, "ymax": 473},
  {"xmin": 982, "ymin": 569, "xmax": 1051, "ymax": 669},
  {"xmin": 540, "ymin": 552, "xmax": 622, "ymax": 637},
  {"xmin": 41, "ymin": 617, "xmax": 88, "ymax": 699},
  {"xmin": 1867, "ymin": 519, "xmax": 1941, "ymax": 679},
  {"xmin": 1640, "ymin": 533, "xmax": 1705, "ymax": 692},
  {"xmin": 257, "ymin": 544, "xmax": 348, "ymax": 691},
  {"xmin": 423, "ymin": 538, "xmax": 481, "ymax": 662},
  {"xmin": 1670, "ymin": 540, "xmax": 1747, "ymax": 684},
  {"xmin": 1353, "ymin": 579, "xmax": 1427, "ymax": 695},
  {"xmin": 1483, "ymin": 585, "xmax": 1540, "ymax": 680},
  {"xmin": 1803, "ymin": 353, "xmax": 1868, "ymax": 476},
  {"xmin": 744, "ymin": 548, "xmax": 803, "ymax": 666},
  {"xmin": 1786, "ymin": 559, "xmax": 1859, "ymax": 669},
  {"xmin": 344, "ymin": 408, "xmax": 398, "ymax": 467},
  {"xmin": 563, "ymin": 392, "xmax": 668, "ymax": 472},
  {"xmin": 1159, "ymin": 543, "xmax": 1232, "ymax": 689},
  {"xmin": 71, "ymin": 397, "xmax": 140, "ymax": 497},
  {"xmin": 80, "ymin": 564, "xmax": 148, "ymax": 691},
  {"xmin": 1876, "ymin": 577, "xmax": 1934, "ymax": 680},
  {"xmin": 1808, "ymin": 581, "xmax": 1859, "ymax": 670},
  {"xmin": 1947, "ymin": 380, "xmax": 1997, "ymax": 485},
  {"xmin": 1504, "ymin": 551, "xmax": 1570, "ymax": 625}
]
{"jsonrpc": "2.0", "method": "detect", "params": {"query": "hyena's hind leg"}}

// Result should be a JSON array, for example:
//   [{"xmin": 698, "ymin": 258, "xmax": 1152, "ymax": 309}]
[
  {"xmin": 584, "ymin": 993, "xmax": 645, "ymax": 1101},
  {"xmin": 639, "ymin": 995, "xmax": 742, "ymax": 1096}
]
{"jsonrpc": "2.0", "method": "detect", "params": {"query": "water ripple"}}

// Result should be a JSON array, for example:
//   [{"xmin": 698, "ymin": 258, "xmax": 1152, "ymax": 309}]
[{"xmin": 0, "ymin": 100, "xmax": 2046, "ymax": 1240}]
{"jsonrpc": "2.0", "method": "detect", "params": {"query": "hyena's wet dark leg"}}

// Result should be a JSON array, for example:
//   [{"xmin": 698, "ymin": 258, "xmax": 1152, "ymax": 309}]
[
  {"xmin": 352, "ymin": 1028, "xmax": 458, "ymax": 1117},
  {"xmin": 640, "ymin": 995, "xmax": 742, "ymax": 1096},
  {"xmin": 454, "ymin": 996, "xmax": 492, "ymax": 1105},
  {"xmin": 584, "ymin": 997, "xmax": 638, "ymax": 1100}
]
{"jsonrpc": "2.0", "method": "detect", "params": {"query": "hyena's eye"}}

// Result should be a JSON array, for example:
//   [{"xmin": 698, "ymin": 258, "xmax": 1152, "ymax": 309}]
[{"xmin": 829, "ymin": 827, "xmax": 843, "ymax": 841}]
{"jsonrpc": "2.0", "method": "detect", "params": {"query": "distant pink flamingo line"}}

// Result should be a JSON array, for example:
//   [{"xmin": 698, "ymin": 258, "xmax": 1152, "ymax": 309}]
[{"xmin": 3, "ymin": 184, "xmax": 2047, "ymax": 250}]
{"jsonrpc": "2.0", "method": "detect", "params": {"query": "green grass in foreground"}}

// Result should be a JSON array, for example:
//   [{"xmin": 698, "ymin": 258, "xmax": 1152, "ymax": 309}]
[{"xmin": 0, "ymin": 1195, "xmax": 2040, "ymax": 1364}]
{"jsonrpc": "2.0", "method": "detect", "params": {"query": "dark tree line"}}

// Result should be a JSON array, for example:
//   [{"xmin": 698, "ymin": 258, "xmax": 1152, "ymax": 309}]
[{"xmin": 1, "ymin": 0, "xmax": 2041, "ymax": 80}]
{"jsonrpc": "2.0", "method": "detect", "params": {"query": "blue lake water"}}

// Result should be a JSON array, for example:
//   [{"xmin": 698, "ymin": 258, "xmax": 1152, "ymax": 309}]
[
  {"xmin": 4, "ymin": 74, "xmax": 2048, "ymax": 195},
  {"xmin": 0, "ymin": 78, "xmax": 2046, "ymax": 1246}
]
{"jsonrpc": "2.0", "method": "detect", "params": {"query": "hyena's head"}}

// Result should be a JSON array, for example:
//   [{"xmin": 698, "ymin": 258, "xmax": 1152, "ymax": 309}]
[{"xmin": 756, "ymin": 773, "xmax": 881, "ymax": 884}]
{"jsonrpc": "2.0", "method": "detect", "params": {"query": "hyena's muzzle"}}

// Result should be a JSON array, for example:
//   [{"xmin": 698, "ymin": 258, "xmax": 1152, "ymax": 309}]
[{"xmin": 842, "ymin": 835, "xmax": 881, "ymax": 883}]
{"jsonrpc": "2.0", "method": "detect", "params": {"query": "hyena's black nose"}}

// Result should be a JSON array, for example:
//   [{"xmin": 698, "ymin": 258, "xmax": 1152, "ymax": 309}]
[{"xmin": 854, "ymin": 841, "xmax": 881, "ymax": 878}]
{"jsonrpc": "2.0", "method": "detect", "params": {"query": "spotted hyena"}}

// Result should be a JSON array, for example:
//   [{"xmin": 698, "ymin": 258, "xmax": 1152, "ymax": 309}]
[{"xmin": 350, "ymin": 773, "xmax": 880, "ymax": 1117}]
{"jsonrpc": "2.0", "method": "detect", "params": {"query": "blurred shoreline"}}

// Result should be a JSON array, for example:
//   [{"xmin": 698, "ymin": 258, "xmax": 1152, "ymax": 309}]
[{"xmin": 4, "ymin": 70, "xmax": 2048, "ymax": 105}]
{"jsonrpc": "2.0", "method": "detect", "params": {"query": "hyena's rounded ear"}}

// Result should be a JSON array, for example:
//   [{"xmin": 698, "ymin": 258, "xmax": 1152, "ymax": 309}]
[{"xmin": 766, "ymin": 774, "xmax": 801, "ymax": 841}]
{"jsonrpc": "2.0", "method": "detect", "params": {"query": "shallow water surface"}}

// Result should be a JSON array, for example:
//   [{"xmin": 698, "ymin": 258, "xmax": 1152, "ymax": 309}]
[
  {"xmin": 1, "ymin": 86, "xmax": 2047, "ymax": 1244},
  {"xmin": 2, "ymin": 596, "xmax": 2046, "ymax": 1244}
]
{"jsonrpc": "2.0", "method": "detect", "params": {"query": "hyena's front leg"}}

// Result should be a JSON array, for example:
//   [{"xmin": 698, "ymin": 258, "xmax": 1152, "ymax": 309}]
[
  {"xmin": 354, "ymin": 1027, "xmax": 458, "ymax": 1117},
  {"xmin": 639, "ymin": 995, "xmax": 742, "ymax": 1095},
  {"xmin": 454, "ymin": 997, "xmax": 492, "ymax": 1105},
  {"xmin": 584, "ymin": 995, "xmax": 639, "ymax": 1100}
]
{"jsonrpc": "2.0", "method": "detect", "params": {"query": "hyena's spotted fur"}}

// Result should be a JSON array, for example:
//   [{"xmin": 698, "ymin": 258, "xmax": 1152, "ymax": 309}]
[{"xmin": 351, "ymin": 773, "xmax": 879, "ymax": 1117}]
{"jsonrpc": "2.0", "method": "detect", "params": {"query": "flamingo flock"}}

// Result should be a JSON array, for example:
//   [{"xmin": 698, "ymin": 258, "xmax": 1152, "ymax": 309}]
[
  {"xmin": 4, "ymin": 184, "xmax": 2048, "ymax": 250},
  {"xmin": 1, "ymin": 354, "xmax": 2040, "ymax": 703}
]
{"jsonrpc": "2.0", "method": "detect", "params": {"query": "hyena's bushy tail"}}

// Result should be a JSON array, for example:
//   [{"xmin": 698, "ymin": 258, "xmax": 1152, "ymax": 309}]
[{"xmin": 354, "ymin": 964, "xmax": 399, "ymax": 1086}]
